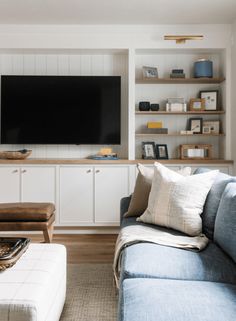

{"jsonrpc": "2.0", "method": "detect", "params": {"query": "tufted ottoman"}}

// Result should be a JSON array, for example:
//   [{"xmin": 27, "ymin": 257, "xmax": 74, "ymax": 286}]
[{"xmin": 0, "ymin": 243, "xmax": 66, "ymax": 321}]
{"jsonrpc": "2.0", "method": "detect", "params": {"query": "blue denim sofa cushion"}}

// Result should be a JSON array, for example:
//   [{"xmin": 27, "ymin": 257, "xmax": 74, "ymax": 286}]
[
  {"xmin": 214, "ymin": 183, "xmax": 236, "ymax": 263},
  {"xmin": 194, "ymin": 168, "xmax": 236, "ymax": 239},
  {"xmin": 120, "ymin": 213, "xmax": 236, "ymax": 284},
  {"xmin": 119, "ymin": 278, "xmax": 236, "ymax": 321},
  {"xmin": 120, "ymin": 234, "xmax": 236, "ymax": 284}
]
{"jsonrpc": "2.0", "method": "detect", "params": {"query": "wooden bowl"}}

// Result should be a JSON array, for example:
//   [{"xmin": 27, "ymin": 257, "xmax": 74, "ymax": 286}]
[{"xmin": 0, "ymin": 150, "xmax": 32, "ymax": 160}]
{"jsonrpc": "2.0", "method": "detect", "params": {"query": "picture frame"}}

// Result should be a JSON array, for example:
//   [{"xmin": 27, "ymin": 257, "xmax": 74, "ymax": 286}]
[
  {"xmin": 188, "ymin": 118, "xmax": 203, "ymax": 134},
  {"xmin": 142, "ymin": 66, "xmax": 158, "ymax": 78},
  {"xmin": 156, "ymin": 144, "xmax": 169, "ymax": 159},
  {"xmin": 202, "ymin": 126, "xmax": 211, "ymax": 134},
  {"xmin": 189, "ymin": 98, "xmax": 205, "ymax": 111},
  {"xmin": 199, "ymin": 90, "xmax": 218, "ymax": 111},
  {"xmin": 203, "ymin": 121, "xmax": 220, "ymax": 134},
  {"xmin": 142, "ymin": 142, "xmax": 156, "ymax": 159},
  {"xmin": 180, "ymin": 144, "xmax": 212, "ymax": 160}
]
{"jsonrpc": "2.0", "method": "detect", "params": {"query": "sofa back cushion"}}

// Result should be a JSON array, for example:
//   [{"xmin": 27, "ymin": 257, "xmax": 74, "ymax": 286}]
[
  {"xmin": 194, "ymin": 168, "xmax": 236, "ymax": 239},
  {"xmin": 214, "ymin": 183, "xmax": 236, "ymax": 263}
]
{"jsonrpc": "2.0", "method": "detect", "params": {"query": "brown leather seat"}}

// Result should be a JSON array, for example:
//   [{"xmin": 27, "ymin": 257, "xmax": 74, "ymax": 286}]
[
  {"xmin": 0, "ymin": 202, "xmax": 55, "ymax": 221},
  {"xmin": 0, "ymin": 202, "xmax": 55, "ymax": 243}
]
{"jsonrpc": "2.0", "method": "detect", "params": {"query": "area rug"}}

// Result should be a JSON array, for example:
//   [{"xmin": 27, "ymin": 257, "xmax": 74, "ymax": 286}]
[{"xmin": 60, "ymin": 264, "xmax": 117, "ymax": 321}]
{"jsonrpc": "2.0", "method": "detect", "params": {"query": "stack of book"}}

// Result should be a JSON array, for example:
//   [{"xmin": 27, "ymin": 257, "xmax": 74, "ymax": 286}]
[{"xmin": 146, "ymin": 122, "xmax": 168, "ymax": 134}]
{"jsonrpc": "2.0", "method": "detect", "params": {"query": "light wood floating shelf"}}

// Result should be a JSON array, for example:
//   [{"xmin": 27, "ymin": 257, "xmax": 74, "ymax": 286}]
[
  {"xmin": 136, "ymin": 133, "xmax": 225, "ymax": 137},
  {"xmin": 135, "ymin": 159, "xmax": 233, "ymax": 165},
  {"xmin": 136, "ymin": 77, "xmax": 225, "ymax": 84},
  {"xmin": 0, "ymin": 158, "xmax": 232, "ymax": 165},
  {"xmin": 135, "ymin": 111, "xmax": 225, "ymax": 115}
]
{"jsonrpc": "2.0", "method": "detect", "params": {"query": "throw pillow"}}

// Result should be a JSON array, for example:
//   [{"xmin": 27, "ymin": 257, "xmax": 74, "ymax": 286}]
[
  {"xmin": 124, "ymin": 164, "xmax": 191, "ymax": 218},
  {"xmin": 137, "ymin": 163, "xmax": 218, "ymax": 236},
  {"xmin": 214, "ymin": 183, "xmax": 236, "ymax": 263}
]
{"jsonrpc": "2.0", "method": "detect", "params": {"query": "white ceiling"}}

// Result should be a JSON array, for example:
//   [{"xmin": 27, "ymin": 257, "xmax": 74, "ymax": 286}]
[{"xmin": 0, "ymin": 0, "xmax": 235, "ymax": 25}]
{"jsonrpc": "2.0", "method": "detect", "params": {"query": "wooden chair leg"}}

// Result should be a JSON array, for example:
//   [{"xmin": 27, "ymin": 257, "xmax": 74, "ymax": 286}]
[{"xmin": 43, "ymin": 224, "xmax": 54, "ymax": 243}]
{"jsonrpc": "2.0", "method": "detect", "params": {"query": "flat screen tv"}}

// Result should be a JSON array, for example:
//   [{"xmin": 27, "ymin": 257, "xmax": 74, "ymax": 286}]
[{"xmin": 1, "ymin": 75, "xmax": 121, "ymax": 144}]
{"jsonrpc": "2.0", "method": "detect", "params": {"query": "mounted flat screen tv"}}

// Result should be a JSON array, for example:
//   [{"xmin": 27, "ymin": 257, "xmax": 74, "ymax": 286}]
[{"xmin": 1, "ymin": 75, "xmax": 121, "ymax": 144}]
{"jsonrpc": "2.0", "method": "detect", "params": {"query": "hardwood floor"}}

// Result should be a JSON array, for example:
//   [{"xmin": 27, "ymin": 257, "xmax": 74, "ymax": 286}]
[{"xmin": 8, "ymin": 233, "xmax": 118, "ymax": 264}]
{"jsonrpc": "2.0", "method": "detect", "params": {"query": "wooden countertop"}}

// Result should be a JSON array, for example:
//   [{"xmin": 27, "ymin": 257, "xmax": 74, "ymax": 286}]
[{"xmin": 0, "ymin": 158, "xmax": 233, "ymax": 165}]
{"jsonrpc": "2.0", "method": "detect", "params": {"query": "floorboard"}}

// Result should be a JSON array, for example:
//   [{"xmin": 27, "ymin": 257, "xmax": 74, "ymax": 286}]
[{"xmin": 5, "ymin": 233, "xmax": 118, "ymax": 264}]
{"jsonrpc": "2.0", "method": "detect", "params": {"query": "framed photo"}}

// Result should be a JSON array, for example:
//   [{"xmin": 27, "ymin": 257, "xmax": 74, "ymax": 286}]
[
  {"xmin": 156, "ymin": 144, "xmax": 169, "ymax": 159},
  {"xmin": 189, "ymin": 98, "xmax": 205, "ymax": 111},
  {"xmin": 199, "ymin": 90, "xmax": 218, "ymax": 111},
  {"xmin": 142, "ymin": 66, "xmax": 158, "ymax": 78},
  {"xmin": 188, "ymin": 118, "xmax": 203, "ymax": 134},
  {"xmin": 180, "ymin": 144, "xmax": 212, "ymax": 160},
  {"xmin": 202, "ymin": 126, "xmax": 211, "ymax": 134},
  {"xmin": 203, "ymin": 121, "xmax": 220, "ymax": 134},
  {"xmin": 142, "ymin": 142, "xmax": 156, "ymax": 159}
]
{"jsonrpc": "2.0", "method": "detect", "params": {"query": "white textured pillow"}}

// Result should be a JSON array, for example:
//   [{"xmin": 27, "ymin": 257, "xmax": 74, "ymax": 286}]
[
  {"xmin": 124, "ymin": 164, "xmax": 191, "ymax": 218},
  {"xmin": 137, "ymin": 163, "xmax": 218, "ymax": 236}
]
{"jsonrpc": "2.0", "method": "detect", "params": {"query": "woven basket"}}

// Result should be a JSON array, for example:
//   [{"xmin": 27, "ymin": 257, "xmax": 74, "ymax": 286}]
[
  {"xmin": 0, "ymin": 238, "xmax": 30, "ymax": 270},
  {"xmin": 0, "ymin": 150, "xmax": 32, "ymax": 160}
]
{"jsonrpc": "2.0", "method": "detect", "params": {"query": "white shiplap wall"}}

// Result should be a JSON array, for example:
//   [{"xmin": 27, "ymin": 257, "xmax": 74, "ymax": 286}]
[{"xmin": 0, "ymin": 52, "xmax": 128, "ymax": 158}]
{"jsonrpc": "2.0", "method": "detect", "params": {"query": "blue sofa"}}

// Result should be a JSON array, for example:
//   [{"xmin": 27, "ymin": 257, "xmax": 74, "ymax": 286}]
[{"xmin": 118, "ymin": 168, "xmax": 236, "ymax": 321}]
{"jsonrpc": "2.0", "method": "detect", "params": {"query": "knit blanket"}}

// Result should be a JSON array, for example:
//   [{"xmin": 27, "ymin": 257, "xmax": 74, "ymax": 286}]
[{"xmin": 113, "ymin": 224, "xmax": 209, "ymax": 288}]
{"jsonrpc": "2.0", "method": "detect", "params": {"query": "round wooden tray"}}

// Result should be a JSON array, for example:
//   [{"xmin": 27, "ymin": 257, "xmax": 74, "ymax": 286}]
[{"xmin": 0, "ymin": 150, "xmax": 32, "ymax": 160}]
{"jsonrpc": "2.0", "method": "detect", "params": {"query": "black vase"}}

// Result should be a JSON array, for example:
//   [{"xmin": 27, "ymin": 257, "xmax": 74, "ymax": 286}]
[
  {"xmin": 150, "ymin": 104, "xmax": 160, "ymax": 111},
  {"xmin": 139, "ymin": 101, "xmax": 150, "ymax": 111}
]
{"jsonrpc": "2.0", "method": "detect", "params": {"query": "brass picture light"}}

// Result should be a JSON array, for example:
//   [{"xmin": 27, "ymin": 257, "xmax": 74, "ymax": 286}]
[{"xmin": 164, "ymin": 35, "xmax": 204, "ymax": 44}]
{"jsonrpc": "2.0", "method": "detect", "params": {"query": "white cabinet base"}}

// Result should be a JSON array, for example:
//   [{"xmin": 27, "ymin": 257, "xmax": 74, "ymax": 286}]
[{"xmin": 0, "ymin": 162, "xmax": 233, "ymax": 229}]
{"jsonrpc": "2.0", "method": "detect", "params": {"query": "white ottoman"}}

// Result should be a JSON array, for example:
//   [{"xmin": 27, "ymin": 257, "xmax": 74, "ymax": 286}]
[{"xmin": 0, "ymin": 243, "xmax": 67, "ymax": 321}]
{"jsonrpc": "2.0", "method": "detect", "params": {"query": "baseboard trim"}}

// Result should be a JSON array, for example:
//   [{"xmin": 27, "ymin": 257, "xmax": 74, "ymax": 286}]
[{"xmin": 1, "ymin": 227, "xmax": 120, "ymax": 235}]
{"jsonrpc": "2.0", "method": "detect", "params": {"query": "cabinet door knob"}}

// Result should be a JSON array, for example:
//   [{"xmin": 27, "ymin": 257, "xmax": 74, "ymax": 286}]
[
  {"xmin": 96, "ymin": 170, "xmax": 100, "ymax": 173},
  {"xmin": 12, "ymin": 169, "xmax": 18, "ymax": 173},
  {"xmin": 21, "ymin": 169, "xmax": 27, "ymax": 173},
  {"xmin": 87, "ymin": 169, "xmax": 92, "ymax": 173}
]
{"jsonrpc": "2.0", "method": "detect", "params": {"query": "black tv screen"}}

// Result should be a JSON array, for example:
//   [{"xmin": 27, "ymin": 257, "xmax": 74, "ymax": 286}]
[{"xmin": 1, "ymin": 75, "xmax": 121, "ymax": 144}]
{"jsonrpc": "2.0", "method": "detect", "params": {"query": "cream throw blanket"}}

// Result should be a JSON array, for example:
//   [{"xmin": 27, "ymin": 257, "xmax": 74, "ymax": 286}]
[{"xmin": 113, "ymin": 225, "xmax": 209, "ymax": 288}]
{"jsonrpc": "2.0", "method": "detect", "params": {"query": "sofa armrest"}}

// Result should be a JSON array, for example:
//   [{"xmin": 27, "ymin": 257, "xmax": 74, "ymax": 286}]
[{"xmin": 120, "ymin": 196, "xmax": 131, "ymax": 224}]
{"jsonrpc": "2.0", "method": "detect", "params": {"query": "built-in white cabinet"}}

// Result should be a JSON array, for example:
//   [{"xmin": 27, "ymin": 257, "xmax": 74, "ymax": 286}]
[
  {"xmin": 59, "ymin": 165, "xmax": 129, "ymax": 225},
  {"xmin": 0, "ymin": 167, "xmax": 20, "ymax": 202},
  {"xmin": 0, "ymin": 166, "xmax": 56, "ymax": 203},
  {"xmin": 59, "ymin": 166, "xmax": 94, "ymax": 225},
  {"xmin": 21, "ymin": 167, "xmax": 56, "ymax": 203},
  {"xmin": 0, "ymin": 162, "xmax": 232, "ymax": 228},
  {"xmin": 94, "ymin": 166, "xmax": 129, "ymax": 224}
]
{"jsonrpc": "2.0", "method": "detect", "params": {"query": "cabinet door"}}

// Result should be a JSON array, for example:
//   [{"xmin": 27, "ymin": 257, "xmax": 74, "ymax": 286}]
[
  {"xmin": 95, "ymin": 166, "xmax": 129, "ymax": 224},
  {"xmin": 21, "ymin": 166, "xmax": 56, "ymax": 203},
  {"xmin": 0, "ymin": 167, "xmax": 20, "ymax": 202},
  {"xmin": 59, "ymin": 167, "xmax": 94, "ymax": 225}
]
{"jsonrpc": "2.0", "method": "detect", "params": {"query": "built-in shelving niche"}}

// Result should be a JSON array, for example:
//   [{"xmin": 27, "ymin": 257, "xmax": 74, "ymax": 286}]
[{"xmin": 135, "ymin": 49, "xmax": 228, "ymax": 160}]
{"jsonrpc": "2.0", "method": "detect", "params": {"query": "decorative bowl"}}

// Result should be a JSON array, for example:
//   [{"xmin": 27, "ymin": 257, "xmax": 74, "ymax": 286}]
[{"xmin": 0, "ymin": 150, "xmax": 32, "ymax": 160}]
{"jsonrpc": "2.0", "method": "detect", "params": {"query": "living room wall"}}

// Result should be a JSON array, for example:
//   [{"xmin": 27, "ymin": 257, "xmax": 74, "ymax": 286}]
[{"xmin": 232, "ymin": 20, "xmax": 236, "ymax": 173}]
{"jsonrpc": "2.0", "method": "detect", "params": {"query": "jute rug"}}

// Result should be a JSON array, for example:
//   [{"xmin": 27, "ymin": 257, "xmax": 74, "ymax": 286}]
[{"xmin": 60, "ymin": 264, "xmax": 118, "ymax": 321}]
